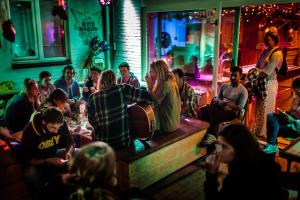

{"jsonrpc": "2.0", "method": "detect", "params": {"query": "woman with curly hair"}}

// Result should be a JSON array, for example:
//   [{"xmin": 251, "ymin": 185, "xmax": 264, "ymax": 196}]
[{"xmin": 67, "ymin": 142, "xmax": 117, "ymax": 200}]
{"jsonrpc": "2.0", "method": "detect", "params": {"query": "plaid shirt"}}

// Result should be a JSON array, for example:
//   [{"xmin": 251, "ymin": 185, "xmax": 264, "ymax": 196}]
[
  {"xmin": 180, "ymin": 82, "xmax": 197, "ymax": 118},
  {"xmin": 38, "ymin": 83, "xmax": 55, "ymax": 103},
  {"xmin": 87, "ymin": 84, "xmax": 153, "ymax": 148},
  {"xmin": 117, "ymin": 72, "xmax": 140, "ymax": 88},
  {"xmin": 244, "ymin": 68, "xmax": 267, "ymax": 100}
]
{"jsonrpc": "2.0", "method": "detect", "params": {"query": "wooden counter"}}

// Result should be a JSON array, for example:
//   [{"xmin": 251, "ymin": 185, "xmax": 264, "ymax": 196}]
[{"xmin": 116, "ymin": 117, "xmax": 209, "ymax": 190}]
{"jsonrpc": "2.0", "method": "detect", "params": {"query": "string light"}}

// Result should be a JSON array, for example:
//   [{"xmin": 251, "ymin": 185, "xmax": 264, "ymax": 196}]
[{"xmin": 236, "ymin": 3, "xmax": 298, "ymax": 24}]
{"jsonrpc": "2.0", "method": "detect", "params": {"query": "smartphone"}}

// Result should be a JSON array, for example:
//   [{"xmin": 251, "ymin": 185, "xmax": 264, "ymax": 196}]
[
  {"xmin": 276, "ymin": 107, "xmax": 285, "ymax": 114},
  {"xmin": 60, "ymin": 159, "xmax": 69, "ymax": 163}
]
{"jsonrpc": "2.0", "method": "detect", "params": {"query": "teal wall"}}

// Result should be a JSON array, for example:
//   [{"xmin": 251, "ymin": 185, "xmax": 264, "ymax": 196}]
[
  {"xmin": 0, "ymin": 0, "xmax": 103, "ymax": 90},
  {"xmin": 0, "ymin": 0, "xmax": 143, "ymax": 89}
]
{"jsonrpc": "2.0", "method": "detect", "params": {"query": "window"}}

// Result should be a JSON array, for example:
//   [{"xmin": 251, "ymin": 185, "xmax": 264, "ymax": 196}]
[
  {"xmin": 147, "ymin": 10, "xmax": 217, "ymax": 101},
  {"xmin": 147, "ymin": 10, "xmax": 216, "ymax": 75},
  {"xmin": 9, "ymin": 0, "xmax": 69, "ymax": 67}
]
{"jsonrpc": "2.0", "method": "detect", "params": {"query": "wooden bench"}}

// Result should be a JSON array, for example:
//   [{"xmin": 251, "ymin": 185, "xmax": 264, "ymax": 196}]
[
  {"xmin": 115, "ymin": 118, "xmax": 209, "ymax": 190},
  {"xmin": 0, "ymin": 140, "xmax": 31, "ymax": 200}
]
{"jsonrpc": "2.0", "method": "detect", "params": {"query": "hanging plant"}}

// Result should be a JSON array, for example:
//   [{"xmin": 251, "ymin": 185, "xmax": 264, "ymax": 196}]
[
  {"xmin": 2, "ymin": 19, "xmax": 16, "ymax": 43},
  {"xmin": 83, "ymin": 36, "xmax": 109, "ymax": 69},
  {"xmin": 52, "ymin": 0, "xmax": 68, "ymax": 20},
  {"xmin": 1, "ymin": 0, "xmax": 16, "ymax": 42},
  {"xmin": 90, "ymin": 36, "xmax": 109, "ymax": 56}
]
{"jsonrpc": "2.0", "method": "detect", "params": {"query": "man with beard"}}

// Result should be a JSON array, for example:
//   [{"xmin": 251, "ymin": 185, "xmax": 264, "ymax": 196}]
[
  {"xmin": 54, "ymin": 65, "xmax": 81, "ymax": 105},
  {"xmin": 21, "ymin": 107, "xmax": 74, "ymax": 200},
  {"xmin": 199, "ymin": 66, "xmax": 248, "ymax": 147}
]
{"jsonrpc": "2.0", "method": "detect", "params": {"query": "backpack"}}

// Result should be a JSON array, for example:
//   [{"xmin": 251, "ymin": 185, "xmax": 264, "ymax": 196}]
[{"xmin": 269, "ymin": 47, "xmax": 287, "ymax": 77}]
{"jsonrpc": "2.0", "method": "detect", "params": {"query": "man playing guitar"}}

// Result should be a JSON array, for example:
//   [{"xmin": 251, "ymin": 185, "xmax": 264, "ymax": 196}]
[{"xmin": 87, "ymin": 70, "xmax": 153, "ymax": 149}]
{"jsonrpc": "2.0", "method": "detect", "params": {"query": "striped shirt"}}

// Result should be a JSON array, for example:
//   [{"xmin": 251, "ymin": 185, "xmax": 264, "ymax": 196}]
[{"xmin": 87, "ymin": 84, "xmax": 153, "ymax": 148}]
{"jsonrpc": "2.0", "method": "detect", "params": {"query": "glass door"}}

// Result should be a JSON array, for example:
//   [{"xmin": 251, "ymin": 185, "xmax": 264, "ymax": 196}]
[{"xmin": 147, "ymin": 9, "xmax": 218, "ymax": 102}]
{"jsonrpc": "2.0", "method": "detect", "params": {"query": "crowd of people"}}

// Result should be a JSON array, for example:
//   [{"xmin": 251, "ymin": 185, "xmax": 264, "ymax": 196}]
[{"xmin": 0, "ymin": 28, "xmax": 299, "ymax": 200}]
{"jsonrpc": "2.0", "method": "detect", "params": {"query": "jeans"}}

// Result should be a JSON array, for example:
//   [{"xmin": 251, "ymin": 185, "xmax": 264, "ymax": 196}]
[{"xmin": 267, "ymin": 112, "xmax": 298, "ymax": 145}]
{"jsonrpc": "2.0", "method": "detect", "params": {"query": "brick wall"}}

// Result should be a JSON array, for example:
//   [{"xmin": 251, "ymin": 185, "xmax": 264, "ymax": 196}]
[{"xmin": 113, "ymin": 0, "xmax": 142, "ymax": 80}]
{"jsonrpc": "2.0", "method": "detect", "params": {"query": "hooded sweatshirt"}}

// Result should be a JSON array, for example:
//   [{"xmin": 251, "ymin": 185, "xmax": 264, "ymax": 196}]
[{"xmin": 117, "ymin": 72, "xmax": 140, "ymax": 88}]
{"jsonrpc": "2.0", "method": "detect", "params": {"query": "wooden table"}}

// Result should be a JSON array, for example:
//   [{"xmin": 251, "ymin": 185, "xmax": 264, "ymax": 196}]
[
  {"xmin": 68, "ymin": 117, "xmax": 94, "ymax": 147},
  {"xmin": 279, "ymin": 137, "xmax": 300, "ymax": 172}
]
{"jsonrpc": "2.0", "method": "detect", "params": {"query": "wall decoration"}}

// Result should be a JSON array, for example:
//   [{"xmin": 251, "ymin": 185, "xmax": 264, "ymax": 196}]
[
  {"xmin": 70, "ymin": 8, "xmax": 102, "ymax": 45},
  {"xmin": 2, "ymin": 19, "xmax": 16, "ymax": 42},
  {"xmin": 1, "ymin": 0, "xmax": 16, "ymax": 44}
]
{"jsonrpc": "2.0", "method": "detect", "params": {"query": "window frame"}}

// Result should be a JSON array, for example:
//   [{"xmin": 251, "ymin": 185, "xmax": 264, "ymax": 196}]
[{"xmin": 9, "ymin": 0, "xmax": 71, "ymax": 68}]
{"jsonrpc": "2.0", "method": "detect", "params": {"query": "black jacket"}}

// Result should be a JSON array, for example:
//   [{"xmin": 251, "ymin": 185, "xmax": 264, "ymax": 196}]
[
  {"xmin": 82, "ymin": 77, "xmax": 94, "ymax": 102},
  {"xmin": 204, "ymin": 154, "xmax": 282, "ymax": 200},
  {"xmin": 21, "ymin": 112, "xmax": 74, "ymax": 165},
  {"xmin": 4, "ymin": 93, "xmax": 35, "ymax": 133}
]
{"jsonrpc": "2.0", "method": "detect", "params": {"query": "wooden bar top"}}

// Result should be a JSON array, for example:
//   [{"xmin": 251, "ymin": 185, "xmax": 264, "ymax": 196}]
[
  {"xmin": 116, "ymin": 117, "xmax": 209, "ymax": 162},
  {"xmin": 279, "ymin": 137, "xmax": 300, "ymax": 162}
]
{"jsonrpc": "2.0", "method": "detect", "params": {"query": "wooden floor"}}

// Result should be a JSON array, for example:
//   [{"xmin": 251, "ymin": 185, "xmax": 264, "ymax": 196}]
[{"xmin": 141, "ymin": 76, "xmax": 300, "ymax": 200}]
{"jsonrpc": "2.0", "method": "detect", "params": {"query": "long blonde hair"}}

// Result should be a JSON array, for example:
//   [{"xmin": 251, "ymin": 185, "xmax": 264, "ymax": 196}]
[
  {"xmin": 69, "ymin": 142, "xmax": 117, "ymax": 200},
  {"xmin": 99, "ymin": 70, "xmax": 116, "ymax": 90},
  {"xmin": 150, "ymin": 60, "xmax": 174, "ymax": 81},
  {"xmin": 150, "ymin": 60, "xmax": 177, "ymax": 92}
]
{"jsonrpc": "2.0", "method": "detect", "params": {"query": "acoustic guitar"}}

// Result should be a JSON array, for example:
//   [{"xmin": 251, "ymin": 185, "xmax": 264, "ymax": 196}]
[{"xmin": 128, "ymin": 103, "xmax": 156, "ymax": 141}]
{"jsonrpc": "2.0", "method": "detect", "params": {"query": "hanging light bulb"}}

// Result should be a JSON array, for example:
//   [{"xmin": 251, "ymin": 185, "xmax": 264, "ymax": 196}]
[{"xmin": 52, "ymin": 0, "xmax": 68, "ymax": 20}]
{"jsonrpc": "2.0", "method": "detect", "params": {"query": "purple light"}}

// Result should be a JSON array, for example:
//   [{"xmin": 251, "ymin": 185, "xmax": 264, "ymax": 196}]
[{"xmin": 98, "ymin": 0, "xmax": 116, "ymax": 7}]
